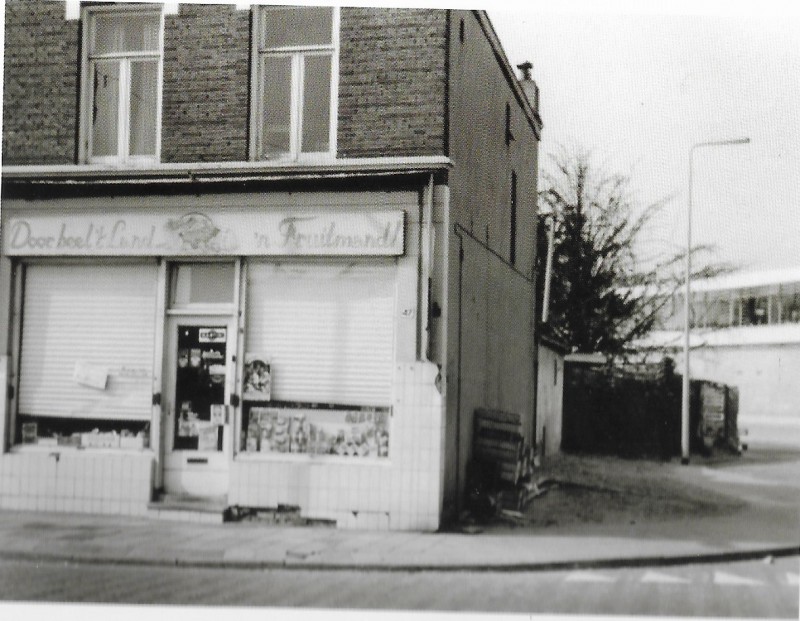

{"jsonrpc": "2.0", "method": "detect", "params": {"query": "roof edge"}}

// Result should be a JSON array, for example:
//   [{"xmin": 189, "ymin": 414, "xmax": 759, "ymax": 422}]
[
  {"xmin": 473, "ymin": 10, "xmax": 543, "ymax": 140},
  {"xmin": 2, "ymin": 156, "xmax": 454, "ymax": 184}
]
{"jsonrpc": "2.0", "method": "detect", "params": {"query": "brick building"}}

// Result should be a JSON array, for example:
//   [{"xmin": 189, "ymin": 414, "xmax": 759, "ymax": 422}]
[{"xmin": 0, "ymin": 2, "xmax": 542, "ymax": 530}]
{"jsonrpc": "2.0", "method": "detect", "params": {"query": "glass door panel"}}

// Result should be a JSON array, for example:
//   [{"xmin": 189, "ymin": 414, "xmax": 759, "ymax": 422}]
[{"xmin": 173, "ymin": 325, "xmax": 228, "ymax": 452}]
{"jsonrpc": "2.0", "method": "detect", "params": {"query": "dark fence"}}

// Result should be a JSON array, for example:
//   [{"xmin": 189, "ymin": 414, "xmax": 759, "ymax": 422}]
[{"xmin": 562, "ymin": 357, "xmax": 739, "ymax": 459}]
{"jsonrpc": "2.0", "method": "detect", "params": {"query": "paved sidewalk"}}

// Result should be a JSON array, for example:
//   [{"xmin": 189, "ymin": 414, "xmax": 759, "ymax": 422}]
[
  {"xmin": 2, "ymin": 447, "xmax": 797, "ymax": 572},
  {"xmin": 0, "ymin": 506, "xmax": 796, "ymax": 571}
]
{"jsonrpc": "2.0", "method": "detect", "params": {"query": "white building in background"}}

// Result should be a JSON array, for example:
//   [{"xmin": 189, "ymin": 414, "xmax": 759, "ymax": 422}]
[{"xmin": 637, "ymin": 267, "xmax": 800, "ymax": 444}]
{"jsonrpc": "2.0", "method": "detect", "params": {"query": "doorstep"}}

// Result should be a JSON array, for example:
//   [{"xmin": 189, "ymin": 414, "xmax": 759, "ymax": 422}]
[{"xmin": 147, "ymin": 493, "xmax": 230, "ymax": 524}]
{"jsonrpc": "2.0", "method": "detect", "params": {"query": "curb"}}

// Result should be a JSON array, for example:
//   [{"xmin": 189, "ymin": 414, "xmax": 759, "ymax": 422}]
[{"xmin": 1, "ymin": 545, "xmax": 797, "ymax": 573}]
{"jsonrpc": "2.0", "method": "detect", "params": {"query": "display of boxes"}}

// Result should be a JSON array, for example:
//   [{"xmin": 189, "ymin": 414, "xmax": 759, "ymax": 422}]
[
  {"xmin": 120, "ymin": 435, "xmax": 146, "ymax": 450},
  {"xmin": 21, "ymin": 422, "xmax": 38, "ymax": 444},
  {"xmin": 57, "ymin": 434, "xmax": 82, "ymax": 448},
  {"xmin": 80, "ymin": 432, "xmax": 120, "ymax": 449}
]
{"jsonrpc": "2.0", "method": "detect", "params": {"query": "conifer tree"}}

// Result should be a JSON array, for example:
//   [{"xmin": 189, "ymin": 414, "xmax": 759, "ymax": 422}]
[{"xmin": 537, "ymin": 149, "xmax": 728, "ymax": 354}]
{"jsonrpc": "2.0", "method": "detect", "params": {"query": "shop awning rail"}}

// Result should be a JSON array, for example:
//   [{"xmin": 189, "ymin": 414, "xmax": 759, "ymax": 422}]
[{"xmin": 2, "ymin": 156, "xmax": 453, "ymax": 186}]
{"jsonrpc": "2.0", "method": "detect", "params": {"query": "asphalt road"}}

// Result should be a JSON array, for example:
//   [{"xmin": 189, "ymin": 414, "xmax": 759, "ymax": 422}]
[{"xmin": 1, "ymin": 556, "xmax": 797, "ymax": 618}]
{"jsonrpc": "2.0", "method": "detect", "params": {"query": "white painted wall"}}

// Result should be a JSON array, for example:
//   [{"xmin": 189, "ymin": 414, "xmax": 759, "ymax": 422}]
[
  {"xmin": 536, "ymin": 344, "xmax": 563, "ymax": 458},
  {"xmin": 673, "ymin": 343, "xmax": 800, "ymax": 425}
]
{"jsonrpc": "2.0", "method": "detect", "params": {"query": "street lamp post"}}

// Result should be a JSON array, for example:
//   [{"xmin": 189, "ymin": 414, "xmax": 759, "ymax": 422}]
[{"xmin": 682, "ymin": 137, "xmax": 750, "ymax": 465}]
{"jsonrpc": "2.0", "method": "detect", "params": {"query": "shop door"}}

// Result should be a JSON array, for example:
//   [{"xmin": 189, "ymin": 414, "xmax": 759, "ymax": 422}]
[{"xmin": 164, "ymin": 316, "xmax": 235, "ymax": 497}]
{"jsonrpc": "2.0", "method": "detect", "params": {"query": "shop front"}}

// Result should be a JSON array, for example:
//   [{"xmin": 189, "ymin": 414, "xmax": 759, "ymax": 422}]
[{"xmin": 0, "ymin": 187, "xmax": 447, "ymax": 529}]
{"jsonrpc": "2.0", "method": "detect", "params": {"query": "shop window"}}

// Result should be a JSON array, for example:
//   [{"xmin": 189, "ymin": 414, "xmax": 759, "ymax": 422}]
[
  {"xmin": 242, "ymin": 402, "xmax": 390, "ymax": 458},
  {"xmin": 15, "ymin": 264, "xmax": 158, "ymax": 450},
  {"xmin": 242, "ymin": 261, "xmax": 395, "ymax": 458},
  {"xmin": 81, "ymin": 8, "xmax": 163, "ymax": 164},
  {"xmin": 252, "ymin": 5, "xmax": 337, "ymax": 160}
]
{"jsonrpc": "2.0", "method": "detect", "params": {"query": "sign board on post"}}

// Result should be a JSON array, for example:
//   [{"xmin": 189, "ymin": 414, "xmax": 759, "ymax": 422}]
[{"xmin": 4, "ymin": 209, "xmax": 406, "ymax": 257}]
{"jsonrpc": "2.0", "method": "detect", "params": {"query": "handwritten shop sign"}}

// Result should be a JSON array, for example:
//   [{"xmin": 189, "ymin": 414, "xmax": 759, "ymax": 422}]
[{"xmin": 4, "ymin": 210, "xmax": 405, "ymax": 257}]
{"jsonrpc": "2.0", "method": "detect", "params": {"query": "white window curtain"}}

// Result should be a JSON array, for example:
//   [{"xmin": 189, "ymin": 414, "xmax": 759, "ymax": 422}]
[
  {"xmin": 256, "ymin": 6, "xmax": 336, "ymax": 159},
  {"xmin": 86, "ymin": 10, "xmax": 161, "ymax": 161}
]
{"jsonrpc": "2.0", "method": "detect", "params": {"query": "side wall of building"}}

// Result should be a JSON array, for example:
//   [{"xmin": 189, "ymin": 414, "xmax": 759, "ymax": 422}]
[
  {"xmin": 2, "ymin": 2, "xmax": 448, "ymax": 165},
  {"xmin": 442, "ymin": 10, "xmax": 540, "ymax": 517}
]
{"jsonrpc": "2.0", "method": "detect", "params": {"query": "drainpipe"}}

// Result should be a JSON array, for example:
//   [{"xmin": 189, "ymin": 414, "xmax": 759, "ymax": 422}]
[
  {"xmin": 518, "ymin": 60, "xmax": 544, "ymax": 454},
  {"xmin": 542, "ymin": 215, "xmax": 555, "ymax": 324},
  {"xmin": 532, "ymin": 248, "xmax": 541, "ymax": 454},
  {"xmin": 536, "ymin": 213, "xmax": 555, "ymax": 457},
  {"xmin": 419, "ymin": 174, "xmax": 435, "ymax": 360}
]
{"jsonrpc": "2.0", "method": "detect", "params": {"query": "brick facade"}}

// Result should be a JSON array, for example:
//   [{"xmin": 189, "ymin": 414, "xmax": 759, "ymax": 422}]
[
  {"xmin": 337, "ymin": 7, "xmax": 448, "ymax": 158},
  {"xmin": 2, "ymin": 1, "xmax": 80, "ymax": 165},
  {"xmin": 2, "ymin": 3, "xmax": 451, "ymax": 165},
  {"xmin": 161, "ymin": 4, "xmax": 250, "ymax": 163}
]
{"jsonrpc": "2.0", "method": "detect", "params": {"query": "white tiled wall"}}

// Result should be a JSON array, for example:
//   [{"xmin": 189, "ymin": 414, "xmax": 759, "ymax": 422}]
[
  {"xmin": 0, "ymin": 451, "xmax": 154, "ymax": 516},
  {"xmin": 229, "ymin": 361, "xmax": 445, "ymax": 531},
  {"xmin": 0, "ymin": 362, "xmax": 445, "ymax": 529}
]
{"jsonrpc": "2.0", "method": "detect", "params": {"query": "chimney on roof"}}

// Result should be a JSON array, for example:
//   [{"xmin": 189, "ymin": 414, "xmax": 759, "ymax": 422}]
[{"xmin": 517, "ymin": 61, "xmax": 539, "ymax": 115}]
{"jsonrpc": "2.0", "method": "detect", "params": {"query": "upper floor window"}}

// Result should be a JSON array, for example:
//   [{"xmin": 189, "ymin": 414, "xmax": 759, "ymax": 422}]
[
  {"xmin": 505, "ymin": 103, "xmax": 513, "ymax": 146},
  {"xmin": 510, "ymin": 171, "xmax": 518, "ymax": 266},
  {"xmin": 82, "ymin": 8, "xmax": 162, "ymax": 164},
  {"xmin": 252, "ymin": 6, "xmax": 338, "ymax": 161}
]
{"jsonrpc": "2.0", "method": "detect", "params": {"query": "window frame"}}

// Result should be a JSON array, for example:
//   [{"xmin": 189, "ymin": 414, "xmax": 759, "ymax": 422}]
[
  {"xmin": 79, "ymin": 5, "xmax": 164, "ymax": 165},
  {"xmin": 250, "ymin": 5, "xmax": 340, "ymax": 162}
]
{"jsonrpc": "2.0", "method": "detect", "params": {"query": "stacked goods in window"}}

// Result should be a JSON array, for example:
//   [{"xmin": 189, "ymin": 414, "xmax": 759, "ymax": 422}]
[{"xmin": 472, "ymin": 408, "xmax": 536, "ymax": 512}]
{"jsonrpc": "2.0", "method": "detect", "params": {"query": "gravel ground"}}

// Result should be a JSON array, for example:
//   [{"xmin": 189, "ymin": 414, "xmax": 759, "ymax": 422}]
[
  {"xmin": 532, "ymin": 453, "xmax": 745, "ymax": 524},
  {"xmin": 465, "ymin": 452, "xmax": 749, "ymax": 532}
]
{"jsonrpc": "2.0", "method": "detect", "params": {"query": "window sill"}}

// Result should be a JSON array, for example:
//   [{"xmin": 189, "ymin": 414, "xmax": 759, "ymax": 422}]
[
  {"xmin": 167, "ymin": 305, "xmax": 235, "ymax": 316},
  {"xmin": 8, "ymin": 444, "xmax": 155, "ymax": 457},
  {"xmin": 254, "ymin": 152, "xmax": 338, "ymax": 166},
  {"xmin": 86, "ymin": 157, "xmax": 160, "ymax": 169},
  {"xmin": 234, "ymin": 451, "xmax": 391, "ymax": 467}
]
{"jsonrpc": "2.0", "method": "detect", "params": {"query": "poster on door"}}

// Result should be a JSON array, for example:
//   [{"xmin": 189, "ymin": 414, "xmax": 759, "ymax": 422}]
[{"xmin": 174, "ymin": 325, "xmax": 227, "ymax": 451}]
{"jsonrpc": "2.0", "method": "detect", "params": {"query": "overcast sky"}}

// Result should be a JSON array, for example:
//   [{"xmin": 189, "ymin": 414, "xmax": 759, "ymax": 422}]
[{"xmin": 489, "ymin": 1, "xmax": 800, "ymax": 274}]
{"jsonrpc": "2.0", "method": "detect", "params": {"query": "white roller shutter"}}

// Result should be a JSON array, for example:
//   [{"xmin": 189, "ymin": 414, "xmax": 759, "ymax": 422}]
[
  {"xmin": 19, "ymin": 263, "xmax": 158, "ymax": 421},
  {"xmin": 246, "ymin": 261, "xmax": 396, "ymax": 406}
]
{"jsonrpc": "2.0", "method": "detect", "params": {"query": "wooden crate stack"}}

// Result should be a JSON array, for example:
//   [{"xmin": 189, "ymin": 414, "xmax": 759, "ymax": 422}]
[{"xmin": 473, "ymin": 408, "xmax": 534, "ymax": 511}]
